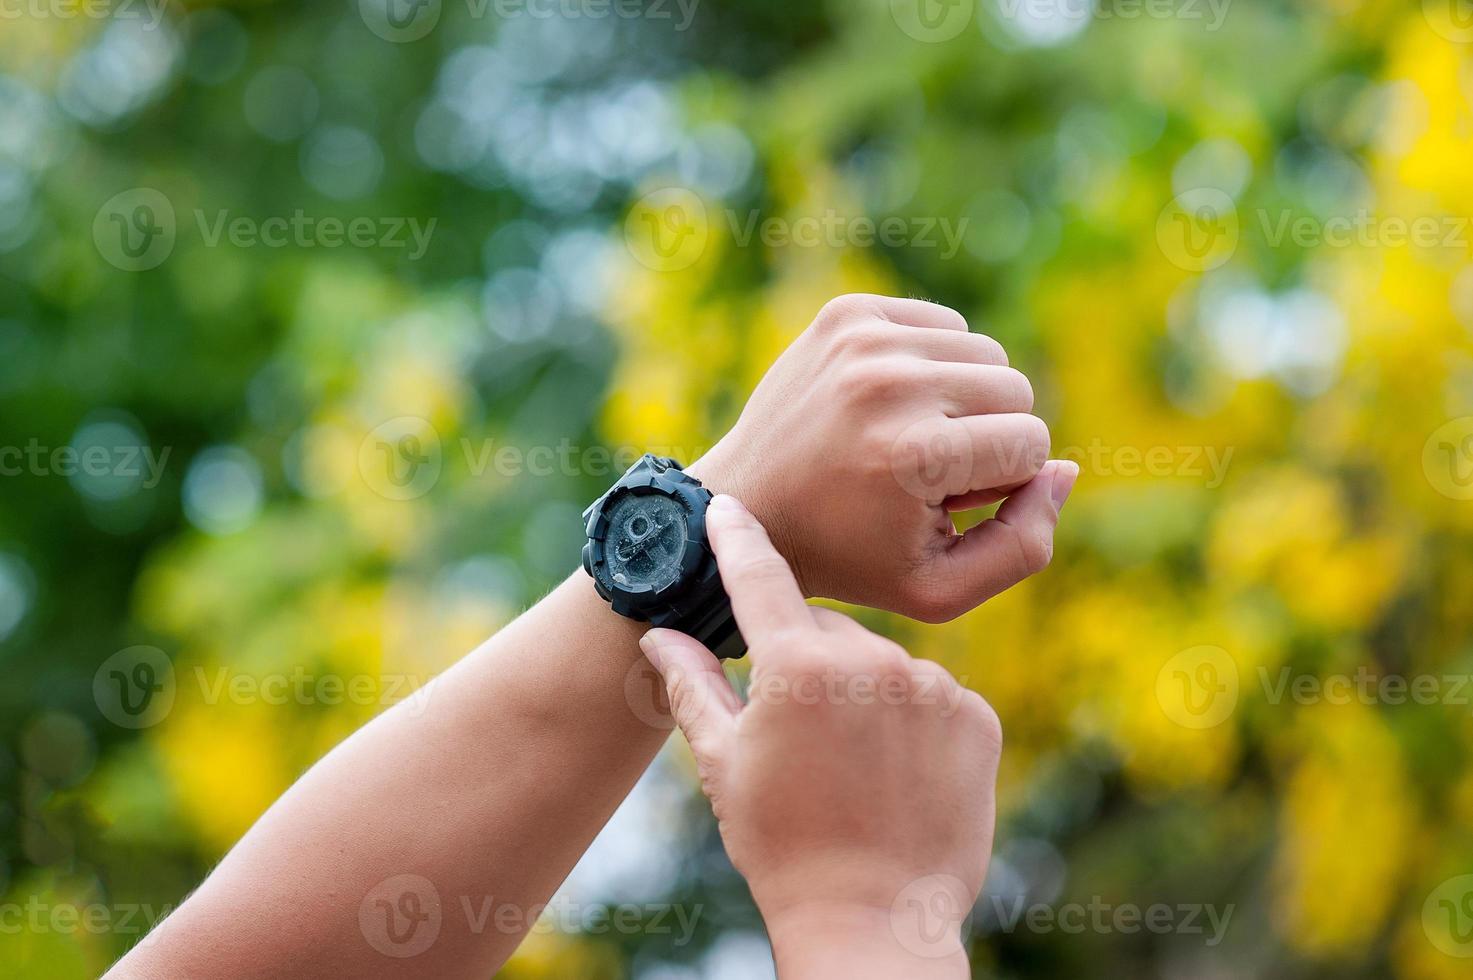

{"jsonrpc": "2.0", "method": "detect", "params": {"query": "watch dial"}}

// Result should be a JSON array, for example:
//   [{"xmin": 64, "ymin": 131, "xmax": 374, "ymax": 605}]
[{"xmin": 603, "ymin": 493, "xmax": 690, "ymax": 593}]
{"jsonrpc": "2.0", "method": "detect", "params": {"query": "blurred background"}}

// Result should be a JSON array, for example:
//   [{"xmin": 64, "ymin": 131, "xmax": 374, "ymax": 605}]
[{"xmin": 4, "ymin": 0, "xmax": 1473, "ymax": 976}]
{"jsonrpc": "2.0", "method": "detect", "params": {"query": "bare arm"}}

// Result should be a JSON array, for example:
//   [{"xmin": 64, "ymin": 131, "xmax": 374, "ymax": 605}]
[{"xmin": 109, "ymin": 294, "xmax": 1071, "ymax": 978}]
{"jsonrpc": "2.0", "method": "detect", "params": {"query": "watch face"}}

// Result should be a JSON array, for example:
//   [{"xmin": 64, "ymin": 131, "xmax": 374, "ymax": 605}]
[{"xmin": 602, "ymin": 492, "xmax": 690, "ymax": 593}]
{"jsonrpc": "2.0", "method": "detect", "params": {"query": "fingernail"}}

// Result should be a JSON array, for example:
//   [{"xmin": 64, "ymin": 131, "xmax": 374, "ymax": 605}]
[
  {"xmin": 639, "ymin": 631, "xmax": 667, "ymax": 670},
  {"xmin": 1050, "ymin": 461, "xmax": 1080, "ymax": 511},
  {"xmin": 708, "ymin": 494, "xmax": 745, "ymax": 514}
]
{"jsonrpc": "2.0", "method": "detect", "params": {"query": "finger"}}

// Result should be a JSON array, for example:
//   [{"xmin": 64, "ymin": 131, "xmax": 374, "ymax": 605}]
[
  {"xmin": 928, "ymin": 363, "xmax": 1034, "ymax": 417},
  {"xmin": 810, "ymin": 607, "xmax": 864, "ymax": 633},
  {"xmin": 706, "ymin": 495, "xmax": 813, "ymax": 643},
  {"xmin": 872, "ymin": 296, "xmax": 969, "ymax": 331},
  {"xmin": 640, "ymin": 628, "xmax": 739, "ymax": 765},
  {"xmin": 893, "ymin": 414, "xmax": 1050, "ymax": 503},
  {"xmin": 930, "ymin": 459, "xmax": 1077, "ymax": 610},
  {"xmin": 904, "ymin": 328, "xmax": 1009, "ymax": 366}
]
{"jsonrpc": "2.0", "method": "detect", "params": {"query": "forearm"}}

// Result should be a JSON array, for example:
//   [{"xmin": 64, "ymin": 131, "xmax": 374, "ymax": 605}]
[{"xmin": 111, "ymin": 570, "xmax": 671, "ymax": 979}]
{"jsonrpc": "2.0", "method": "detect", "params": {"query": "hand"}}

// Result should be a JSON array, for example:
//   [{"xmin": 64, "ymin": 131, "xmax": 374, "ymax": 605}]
[
  {"xmin": 640, "ymin": 496, "xmax": 1000, "ymax": 977},
  {"xmin": 689, "ymin": 293, "xmax": 1077, "ymax": 622}
]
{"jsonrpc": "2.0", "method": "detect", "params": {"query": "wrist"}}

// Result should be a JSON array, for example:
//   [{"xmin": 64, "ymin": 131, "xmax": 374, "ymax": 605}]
[
  {"xmin": 763, "ymin": 900, "xmax": 969, "ymax": 979},
  {"xmin": 687, "ymin": 442, "xmax": 812, "ymax": 597}
]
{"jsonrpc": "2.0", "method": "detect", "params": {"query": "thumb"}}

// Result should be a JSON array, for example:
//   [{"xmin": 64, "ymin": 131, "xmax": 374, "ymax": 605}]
[
  {"xmin": 931, "ymin": 459, "xmax": 1078, "ymax": 614},
  {"xmin": 640, "ymin": 628, "xmax": 740, "ymax": 768}
]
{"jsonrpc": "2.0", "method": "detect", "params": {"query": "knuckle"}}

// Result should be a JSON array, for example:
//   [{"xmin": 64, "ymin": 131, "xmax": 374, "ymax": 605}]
[
  {"xmin": 843, "ymin": 360, "xmax": 911, "ymax": 402},
  {"xmin": 966, "ymin": 694, "xmax": 1004, "ymax": 749},
  {"xmin": 1002, "ymin": 368, "xmax": 1035, "ymax": 411},
  {"xmin": 1016, "ymin": 525, "xmax": 1054, "ymax": 576},
  {"xmin": 930, "ymin": 303, "xmax": 969, "ymax": 331},
  {"xmin": 815, "ymin": 294, "xmax": 882, "ymax": 331},
  {"xmin": 832, "ymin": 322, "xmax": 893, "ymax": 361},
  {"xmin": 974, "ymin": 333, "xmax": 1009, "ymax": 366},
  {"xmin": 859, "ymin": 644, "xmax": 914, "ymax": 685},
  {"xmin": 908, "ymin": 657, "xmax": 954, "ymax": 689},
  {"xmin": 1021, "ymin": 413, "xmax": 1051, "ymax": 454}
]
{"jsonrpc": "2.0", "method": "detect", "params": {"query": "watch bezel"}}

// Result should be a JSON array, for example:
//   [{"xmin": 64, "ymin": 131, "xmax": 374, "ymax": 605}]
[{"xmin": 582, "ymin": 459, "xmax": 710, "ymax": 616}]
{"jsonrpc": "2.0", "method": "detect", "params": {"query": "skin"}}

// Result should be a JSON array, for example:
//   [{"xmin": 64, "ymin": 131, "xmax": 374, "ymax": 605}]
[
  {"xmin": 643, "ymin": 494, "xmax": 1007, "ymax": 977},
  {"xmin": 106, "ymin": 295, "xmax": 1077, "ymax": 978}
]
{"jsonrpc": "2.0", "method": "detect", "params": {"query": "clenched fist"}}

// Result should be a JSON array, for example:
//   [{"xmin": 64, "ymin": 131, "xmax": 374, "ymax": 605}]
[{"xmin": 690, "ymin": 294, "xmax": 1076, "ymax": 621}]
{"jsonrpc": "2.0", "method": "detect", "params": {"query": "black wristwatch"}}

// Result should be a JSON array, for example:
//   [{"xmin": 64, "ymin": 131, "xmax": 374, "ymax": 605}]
[{"xmin": 582, "ymin": 454, "xmax": 746, "ymax": 660}]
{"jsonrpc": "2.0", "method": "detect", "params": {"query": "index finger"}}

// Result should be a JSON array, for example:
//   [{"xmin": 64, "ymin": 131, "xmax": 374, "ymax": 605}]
[{"xmin": 705, "ymin": 495, "xmax": 813, "ymax": 643}]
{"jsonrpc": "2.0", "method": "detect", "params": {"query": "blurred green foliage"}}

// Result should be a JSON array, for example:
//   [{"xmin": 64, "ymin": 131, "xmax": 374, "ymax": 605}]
[{"xmin": 4, "ymin": 0, "xmax": 1473, "ymax": 977}]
